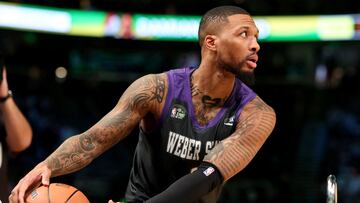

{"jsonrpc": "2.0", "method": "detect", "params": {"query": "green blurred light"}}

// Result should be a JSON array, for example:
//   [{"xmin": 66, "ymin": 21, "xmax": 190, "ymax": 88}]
[
  {"xmin": 68, "ymin": 10, "xmax": 108, "ymax": 37},
  {"xmin": 0, "ymin": 2, "xmax": 359, "ymax": 42},
  {"xmin": 317, "ymin": 15, "xmax": 354, "ymax": 40}
]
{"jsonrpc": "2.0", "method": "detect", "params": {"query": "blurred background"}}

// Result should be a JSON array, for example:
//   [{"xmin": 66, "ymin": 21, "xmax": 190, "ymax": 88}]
[{"xmin": 1, "ymin": 0, "xmax": 360, "ymax": 202}]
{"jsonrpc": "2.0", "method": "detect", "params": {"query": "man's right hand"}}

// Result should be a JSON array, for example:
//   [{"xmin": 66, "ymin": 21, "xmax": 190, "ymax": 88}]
[{"xmin": 9, "ymin": 162, "xmax": 52, "ymax": 203}]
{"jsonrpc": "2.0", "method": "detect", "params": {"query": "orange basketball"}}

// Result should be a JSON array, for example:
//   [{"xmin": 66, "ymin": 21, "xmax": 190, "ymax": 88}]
[{"xmin": 25, "ymin": 183, "xmax": 90, "ymax": 203}]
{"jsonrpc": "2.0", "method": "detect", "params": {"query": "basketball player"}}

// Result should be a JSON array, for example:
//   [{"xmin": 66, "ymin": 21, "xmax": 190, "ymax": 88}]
[
  {"xmin": 9, "ymin": 6, "xmax": 276, "ymax": 203},
  {"xmin": 0, "ymin": 65, "xmax": 32, "ymax": 203}
]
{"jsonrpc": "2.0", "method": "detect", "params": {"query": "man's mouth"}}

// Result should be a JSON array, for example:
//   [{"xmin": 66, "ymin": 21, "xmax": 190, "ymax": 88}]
[{"xmin": 246, "ymin": 54, "xmax": 258, "ymax": 69}]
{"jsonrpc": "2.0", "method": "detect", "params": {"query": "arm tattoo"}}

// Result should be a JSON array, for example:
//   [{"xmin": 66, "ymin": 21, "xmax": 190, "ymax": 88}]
[
  {"xmin": 80, "ymin": 134, "xmax": 95, "ymax": 151},
  {"xmin": 153, "ymin": 77, "xmax": 165, "ymax": 102},
  {"xmin": 46, "ymin": 74, "xmax": 166, "ymax": 176},
  {"xmin": 125, "ymin": 75, "xmax": 165, "ymax": 110},
  {"xmin": 204, "ymin": 97, "xmax": 276, "ymax": 181},
  {"xmin": 46, "ymin": 134, "xmax": 96, "ymax": 176}
]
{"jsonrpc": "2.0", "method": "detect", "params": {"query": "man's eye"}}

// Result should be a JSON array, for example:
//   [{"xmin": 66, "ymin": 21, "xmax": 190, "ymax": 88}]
[{"xmin": 240, "ymin": 32, "xmax": 247, "ymax": 38}]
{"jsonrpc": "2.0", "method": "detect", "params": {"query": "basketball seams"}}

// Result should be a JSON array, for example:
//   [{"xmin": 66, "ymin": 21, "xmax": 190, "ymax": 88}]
[
  {"xmin": 64, "ymin": 189, "xmax": 79, "ymax": 203},
  {"xmin": 25, "ymin": 183, "xmax": 89, "ymax": 203},
  {"xmin": 47, "ymin": 184, "xmax": 51, "ymax": 203}
]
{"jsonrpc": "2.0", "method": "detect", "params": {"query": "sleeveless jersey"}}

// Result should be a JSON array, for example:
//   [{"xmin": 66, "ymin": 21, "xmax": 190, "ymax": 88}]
[{"xmin": 125, "ymin": 67, "xmax": 256, "ymax": 203}]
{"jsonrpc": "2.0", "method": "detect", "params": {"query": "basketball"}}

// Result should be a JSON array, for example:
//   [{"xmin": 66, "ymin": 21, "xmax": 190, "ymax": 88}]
[{"xmin": 25, "ymin": 183, "xmax": 90, "ymax": 203}]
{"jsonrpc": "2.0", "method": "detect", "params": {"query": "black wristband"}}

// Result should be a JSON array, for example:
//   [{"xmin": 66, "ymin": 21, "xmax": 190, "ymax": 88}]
[
  {"xmin": 145, "ymin": 162, "xmax": 223, "ymax": 203},
  {"xmin": 0, "ymin": 90, "xmax": 12, "ymax": 103}
]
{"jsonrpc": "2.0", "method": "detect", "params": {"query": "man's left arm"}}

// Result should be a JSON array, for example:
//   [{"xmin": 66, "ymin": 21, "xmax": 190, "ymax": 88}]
[
  {"xmin": 146, "ymin": 96, "xmax": 276, "ymax": 203},
  {"xmin": 204, "ymin": 96, "xmax": 276, "ymax": 180}
]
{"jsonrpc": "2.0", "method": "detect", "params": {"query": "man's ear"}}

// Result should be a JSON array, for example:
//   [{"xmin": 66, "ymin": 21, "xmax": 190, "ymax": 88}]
[{"xmin": 204, "ymin": 35, "xmax": 217, "ymax": 51}]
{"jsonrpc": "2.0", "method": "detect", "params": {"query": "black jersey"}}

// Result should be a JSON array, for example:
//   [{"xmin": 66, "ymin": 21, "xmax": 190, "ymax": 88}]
[{"xmin": 125, "ymin": 67, "xmax": 256, "ymax": 203}]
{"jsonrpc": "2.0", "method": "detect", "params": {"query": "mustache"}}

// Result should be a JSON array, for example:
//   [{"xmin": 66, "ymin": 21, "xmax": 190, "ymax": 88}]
[{"xmin": 246, "ymin": 53, "xmax": 258, "ymax": 63}]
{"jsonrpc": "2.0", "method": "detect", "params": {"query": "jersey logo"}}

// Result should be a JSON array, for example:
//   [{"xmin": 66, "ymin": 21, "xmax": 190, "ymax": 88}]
[
  {"xmin": 224, "ymin": 115, "xmax": 235, "ymax": 126},
  {"xmin": 170, "ymin": 104, "xmax": 186, "ymax": 119},
  {"xmin": 166, "ymin": 131, "xmax": 221, "ymax": 161},
  {"xmin": 203, "ymin": 167, "xmax": 215, "ymax": 176},
  {"xmin": 167, "ymin": 131, "xmax": 201, "ymax": 160}
]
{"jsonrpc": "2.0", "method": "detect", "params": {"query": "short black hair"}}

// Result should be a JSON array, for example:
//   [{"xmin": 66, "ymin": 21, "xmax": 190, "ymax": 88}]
[{"xmin": 198, "ymin": 6, "xmax": 250, "ymax": 46}]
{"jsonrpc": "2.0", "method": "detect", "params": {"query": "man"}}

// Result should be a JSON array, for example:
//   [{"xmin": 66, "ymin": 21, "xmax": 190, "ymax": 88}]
[
  {"xmin": 0, "ymin": 65, "xmax": 33, "ymax": 203},
  {"xmin": 9, "ymin": 5, "xmax": 276, "ymax": 203}
]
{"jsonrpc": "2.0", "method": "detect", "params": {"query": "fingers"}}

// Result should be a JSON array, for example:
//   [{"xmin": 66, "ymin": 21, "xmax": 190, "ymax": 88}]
[
  {"xmin": 17, "ymin": 174, "xmax": 42, "ymax": 203},
  {"xmin": 41, "ymin": 168, "xmax": 51, "ymax": 186},
  {"xmin": 8, "ymin": 194, "xmax": 14, "ymax": 203},
  {"xmin": 9, "ymin": 164, "xmax": 46, "ymax": 203},
  {"xmin": 9, "ymin": 186, "xmax": 18, "ymax": 203}
]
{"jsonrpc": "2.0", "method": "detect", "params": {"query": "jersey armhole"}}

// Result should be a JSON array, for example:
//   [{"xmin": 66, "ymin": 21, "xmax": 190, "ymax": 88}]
[
  {"xmin": 234, "ymin": 94, "xmax": 257, "ymax": 127},
  {"xmin": 158, "ymin": 71, "xmax": 174, "ymax": 125}
]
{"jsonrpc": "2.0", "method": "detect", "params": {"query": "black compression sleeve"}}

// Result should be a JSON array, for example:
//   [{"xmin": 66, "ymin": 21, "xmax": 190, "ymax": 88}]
[{"xmin": 145, "ymin": 162, "xmax": 223, "ymax": 203}]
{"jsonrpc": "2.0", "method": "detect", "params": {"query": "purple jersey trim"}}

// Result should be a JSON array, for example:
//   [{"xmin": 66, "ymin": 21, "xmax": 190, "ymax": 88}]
[
  {"xmin": 160, "ymin": 67, "xmax": 257, "ymax": 130},
  {"xmin": 159, "ymin": 70, "xmax": 175, "ymax": 123},
  {"xmin": 184, "ymin": 68, "xmax": 236, "ymax": 130},
  {"xmin": 234, "ymin": 83, "xmax": 257, "ymax": 125}
]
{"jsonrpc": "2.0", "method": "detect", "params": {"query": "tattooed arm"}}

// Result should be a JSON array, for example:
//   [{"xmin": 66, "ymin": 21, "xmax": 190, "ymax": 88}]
[
  {"xmin": 144, "ymin": 96, "xmax": 275, "ymax": 203},
  {"xmin": 46, "ymin": 73, "xmax": 166, "ymax": 176},
  {"xmin": 9, "ymin": 73, "xmax": 167, "ymax": 203},
  {"xmin": 204, "ymin": 96, "xmax": 276, "ymax": 181}
]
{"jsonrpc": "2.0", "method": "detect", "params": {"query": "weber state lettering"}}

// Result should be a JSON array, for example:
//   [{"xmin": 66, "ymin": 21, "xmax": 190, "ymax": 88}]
[
  {"xmin": 125, "ymin": 67, "xmax": 257, "ymax": 203},
  {"xmin": 166, "ymin": 131, "xmax": 220, "ymax": 160}
]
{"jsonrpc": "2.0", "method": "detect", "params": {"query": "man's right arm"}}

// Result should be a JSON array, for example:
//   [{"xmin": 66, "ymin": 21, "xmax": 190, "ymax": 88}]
[
  {"xmin": 46, "ymin": 73, "xmax": 166, "ymax": 176},
  {"xmin": 9, "ymin": 73, "xmax": 167, "ymax": 203}
]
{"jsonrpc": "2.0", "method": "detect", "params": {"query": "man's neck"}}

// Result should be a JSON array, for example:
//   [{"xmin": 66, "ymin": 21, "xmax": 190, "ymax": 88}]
[{"xmin": 191, "ymin": 64, "xmax": 235, "ymax": 107}]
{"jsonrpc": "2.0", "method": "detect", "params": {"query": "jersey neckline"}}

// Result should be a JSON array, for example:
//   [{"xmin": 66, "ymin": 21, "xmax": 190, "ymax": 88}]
[{"xmin": 185, "ymin": 67, "xmax": 237, "ymax": 130}]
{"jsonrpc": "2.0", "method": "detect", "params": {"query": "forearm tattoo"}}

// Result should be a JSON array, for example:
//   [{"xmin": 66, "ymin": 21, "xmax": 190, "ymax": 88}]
[
  {"xmin": 46, "ymin": 134, "xmax": 95, "ymax": 176},
  {"xmin": 46, "ymin": 74, "xmax": 166, "ymax": 176},
  {"xmin": 204, "ymin": 97, "xmax": 276, "ymax": 181}
]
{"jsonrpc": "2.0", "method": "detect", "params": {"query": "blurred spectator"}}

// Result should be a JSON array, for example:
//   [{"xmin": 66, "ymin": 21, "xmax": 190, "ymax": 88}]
[{"xmin": 0, "ymin": 65, "xmax": 32, "ymax": 203}]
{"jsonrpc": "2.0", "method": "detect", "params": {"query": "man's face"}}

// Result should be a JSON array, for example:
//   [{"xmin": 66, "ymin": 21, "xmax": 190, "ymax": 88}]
[{"xmin": 215, "ymin": 14, "xmax": 260, "ymax": 85}]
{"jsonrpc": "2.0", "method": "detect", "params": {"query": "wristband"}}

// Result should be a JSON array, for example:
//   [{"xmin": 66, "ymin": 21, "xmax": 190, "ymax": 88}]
[{"xmin": 146, "ymin": 162, "xmax": 223, "ymax": 203}]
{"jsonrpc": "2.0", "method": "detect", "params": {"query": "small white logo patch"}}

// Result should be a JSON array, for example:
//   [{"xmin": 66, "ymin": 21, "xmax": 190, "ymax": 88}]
[
  {"xmin": 224, "ymin": 115, "xmax": 235, "ymax": 126},
  {"xmin": 203, "ymin": 167, "xmax": 215, "ymax": 176}
]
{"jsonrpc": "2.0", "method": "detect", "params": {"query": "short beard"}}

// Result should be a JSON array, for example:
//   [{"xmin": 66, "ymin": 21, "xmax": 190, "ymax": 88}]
[
  {"xmin": 237, "ymin": 71, "xmax": 255, "ymax": 86},
  {"xmin": 223, "ymin": 62, "xmax": 256, "ymax": 86}
]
